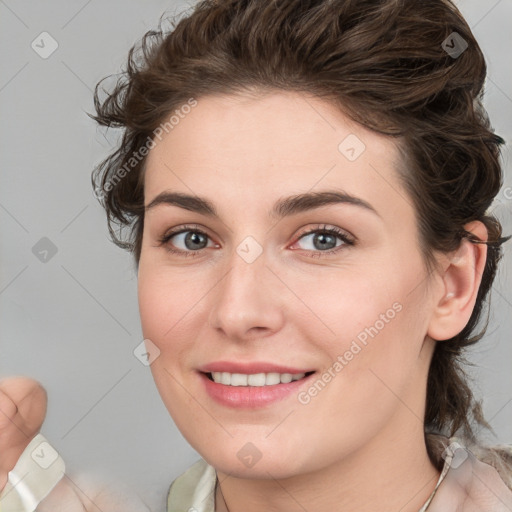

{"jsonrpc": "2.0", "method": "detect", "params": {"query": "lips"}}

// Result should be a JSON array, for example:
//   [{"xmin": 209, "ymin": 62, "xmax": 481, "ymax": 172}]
[{"xmin": 198, "ymin": 361, "xmax": 316, "ymax": 408}]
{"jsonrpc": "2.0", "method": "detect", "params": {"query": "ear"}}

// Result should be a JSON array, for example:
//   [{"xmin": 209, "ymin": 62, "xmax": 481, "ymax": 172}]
[{"xmin": 427, "ymin": 221, "xmax": 488, "ymax": 341}]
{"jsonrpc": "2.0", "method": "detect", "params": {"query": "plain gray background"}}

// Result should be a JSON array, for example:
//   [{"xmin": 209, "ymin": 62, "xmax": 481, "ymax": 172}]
[{"xmin": 0, "ymin": 0, "xmax": 511, "ymax": 510}]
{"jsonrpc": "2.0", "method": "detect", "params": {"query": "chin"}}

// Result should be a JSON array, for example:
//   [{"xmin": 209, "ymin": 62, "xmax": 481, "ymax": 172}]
[{"xmin": 189, "ymin": 434, "xmax": 312, "ymax": 480}]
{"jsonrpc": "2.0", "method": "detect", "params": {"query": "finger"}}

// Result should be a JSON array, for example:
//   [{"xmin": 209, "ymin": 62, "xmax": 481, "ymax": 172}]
[{"xmin": 0, "ymin": 387, "xmax": 19, "ymax": 427}]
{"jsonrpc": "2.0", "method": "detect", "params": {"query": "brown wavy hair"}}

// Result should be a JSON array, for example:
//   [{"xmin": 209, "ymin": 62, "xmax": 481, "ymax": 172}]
[{"xmin": 90, "ymin": 0, "xmax": 509, "ymax": 447}]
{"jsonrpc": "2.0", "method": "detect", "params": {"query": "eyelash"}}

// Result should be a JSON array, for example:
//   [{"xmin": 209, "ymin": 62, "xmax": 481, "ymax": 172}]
[{"xmin": 157, "ymin": 223, "xmax": 355, "ymax": 258}]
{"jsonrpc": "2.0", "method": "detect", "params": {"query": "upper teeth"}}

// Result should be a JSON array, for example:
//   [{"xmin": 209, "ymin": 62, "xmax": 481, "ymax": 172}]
[{"xmin": 211, "ymin": 372, "xmax": 306, "ymax": 386}]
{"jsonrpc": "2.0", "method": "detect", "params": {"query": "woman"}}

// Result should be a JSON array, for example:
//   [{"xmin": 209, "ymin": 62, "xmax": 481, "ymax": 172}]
[{"xmin": 1, "ymin": 0, "xmax": 511, "ymax": 510}]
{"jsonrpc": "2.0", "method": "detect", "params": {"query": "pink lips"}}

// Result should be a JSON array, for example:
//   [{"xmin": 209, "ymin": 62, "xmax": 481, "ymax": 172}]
[{"xmin": 198, "ymin": 361, "xmax": 315, "ymax": 408}]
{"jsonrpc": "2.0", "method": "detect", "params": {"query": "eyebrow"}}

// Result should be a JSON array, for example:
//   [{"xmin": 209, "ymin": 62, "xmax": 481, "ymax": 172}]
[{"xmin": 145, "ymin": 190, "xmax": 380, "ymax": 219}]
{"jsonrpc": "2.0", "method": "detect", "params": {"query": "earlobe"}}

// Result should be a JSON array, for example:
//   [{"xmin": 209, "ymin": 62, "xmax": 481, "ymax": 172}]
[{"xmin": 427, "ymin": 221, "xmax": 488, "ymax": 341}]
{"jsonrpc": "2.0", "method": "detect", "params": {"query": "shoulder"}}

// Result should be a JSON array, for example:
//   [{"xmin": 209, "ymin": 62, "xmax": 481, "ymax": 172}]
[
  {"xmin": 465, "ymin": 438, "xmax": 512, "ymax": 491},
  {"xmin": 425, "ymin": 433, "xmax": 512, "ymax": 511}
]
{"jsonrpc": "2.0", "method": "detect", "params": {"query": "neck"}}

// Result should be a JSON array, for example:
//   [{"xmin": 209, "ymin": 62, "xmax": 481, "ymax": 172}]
[{"xmin": 215, "ymin": 423, "xmax": 440, "ymax": 512}]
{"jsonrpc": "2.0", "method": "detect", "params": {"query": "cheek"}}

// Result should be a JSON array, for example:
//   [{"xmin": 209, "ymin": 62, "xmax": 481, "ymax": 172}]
[
  {"xmin": 300, "ymin": 253, "xmax": 429, "ymax": 386},
  {"xmin": 137, "ymin": 264, "xmax": 207, "ymax": 427},
  {"xmin": 138, "ymin": 272, "xmax": 170, "ymax": 343},
  {"xmin": 138, "ymin": 262, "xmax": 202, "ymax": 343},
  {"xmin": 291, "ymin": 265, "xmax": 404, "ymax": 349},
  {"xmin": 289, "ymin": 269, "xmax": 429, "ymax": 454},
  {"xmin": 137, "ymin": 260, "xmax": 216, "ymax": 408}
]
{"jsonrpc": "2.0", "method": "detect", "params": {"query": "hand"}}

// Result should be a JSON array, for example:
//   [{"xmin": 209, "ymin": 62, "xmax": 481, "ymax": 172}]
[{"xmin": 0, "ymin": 377, "xmax": 47, "ymax": 492}]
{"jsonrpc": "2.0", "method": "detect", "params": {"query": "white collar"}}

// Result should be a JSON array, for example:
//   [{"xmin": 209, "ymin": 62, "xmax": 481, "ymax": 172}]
[{"xmin": 167, "ymin": 458, "xmax": 217, "ymax": 512}]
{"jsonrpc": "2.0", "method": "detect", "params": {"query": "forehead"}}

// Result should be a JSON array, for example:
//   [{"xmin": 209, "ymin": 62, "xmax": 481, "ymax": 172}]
[{"xmin": 143, "ymin": 90, "xmax": 409, "ymax": 219}]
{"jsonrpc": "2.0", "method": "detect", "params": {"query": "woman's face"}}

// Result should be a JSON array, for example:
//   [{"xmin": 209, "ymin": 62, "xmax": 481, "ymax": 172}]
[{"xmin": 138, "ymin": 90, "xmax": 441, "ymax": 478}]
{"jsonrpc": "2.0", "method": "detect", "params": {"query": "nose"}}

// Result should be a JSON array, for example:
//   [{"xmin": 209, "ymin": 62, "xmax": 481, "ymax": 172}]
[{"xmin": 207, "ymin": 245, "xmax": 285, "ymax": 342}]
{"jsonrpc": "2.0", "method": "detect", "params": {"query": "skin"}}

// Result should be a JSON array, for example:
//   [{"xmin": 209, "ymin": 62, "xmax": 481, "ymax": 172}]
[
  {"xmin": 138, "ymin": 90, "xmax": 488, "ymax": 512},
  {"xmin": 0, "ymin": 90, "xmax": 487, "ymax": 512},
  {"xmin": 0, "ymin": 378, "xmax": 47, "ymax": 490}
]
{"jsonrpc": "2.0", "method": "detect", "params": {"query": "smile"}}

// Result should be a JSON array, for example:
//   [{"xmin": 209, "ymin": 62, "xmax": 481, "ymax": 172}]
[
  {"xmin": 207, "ymin": 371, "xmax": 312, "ymax": 386},
  {"xmin": 199, "ymin": 368, "xmax": 316, "ymax": 408}
]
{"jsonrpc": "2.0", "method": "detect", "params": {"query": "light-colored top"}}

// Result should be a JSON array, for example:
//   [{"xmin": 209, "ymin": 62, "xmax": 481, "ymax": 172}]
[{"xmin": 167, "ymin": 434, "xmax": 512, "ymax": 512}]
